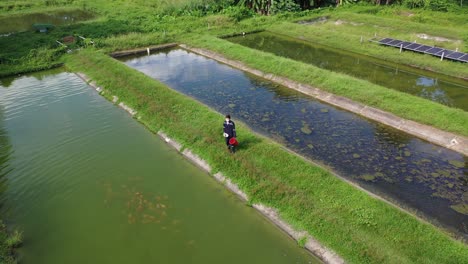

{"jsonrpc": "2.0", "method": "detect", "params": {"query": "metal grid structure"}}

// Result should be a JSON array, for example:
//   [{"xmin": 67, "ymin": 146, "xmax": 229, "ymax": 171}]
[{"xmin": 378, "ymin": 38, "xmax": 468, "ymax": 63}]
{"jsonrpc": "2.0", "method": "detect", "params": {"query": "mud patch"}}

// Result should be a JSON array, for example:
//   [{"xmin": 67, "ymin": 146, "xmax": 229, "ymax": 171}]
[
  {"xmin": 297, "ymin": 16, "xmax": 329, "ymax": 25},
  {"xmin": 416, "ymin": 34, "xmax": 459, "ymax": 43}
]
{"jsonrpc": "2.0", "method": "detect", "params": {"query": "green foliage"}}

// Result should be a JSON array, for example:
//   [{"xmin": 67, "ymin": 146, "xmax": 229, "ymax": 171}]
[
  {"xmin": 351, "ymin": 207, "xmax": 377, "ymax": 227},
  {"xmin": 0, "ymin": 221, "xmax": 22, "ymax": 264},
  {"xmin": 20, "ymin": 46, "xmax": 66, "ymax": 67},
  {"xmin": 426, "ymin": 0, "xmax": 453, "ymax": 11},
  {"xmin": 271, "ymin": 0, "xmax": 301, "ymax": 13},
  {"xmin": 297, "ymin": 236, "xmax": 308, "ymax": 247},
  {"xmin": 403, "ymin": 0, "xmax": 458, "ymax": 10},
  {"xmin": 222, "ymin": 5, "xmax": 256, "ymax": 21},
  {"xmin": 162, "ymin": 0, "xmax": 235, "ymax": 16},
  {"xmin": 465, "ymin": 34, "xmax": 468, "ymax": 50},
  {"xmin": 5, "ymin": 230, "xmax": 22, "ymax": 248},
  {"xmin": 238, "ymin": 0, "xmax": 273, "ymax": 14},
  {"xmin": 404, "ymin": 0, "xmax": 427, "ymax": 8}
]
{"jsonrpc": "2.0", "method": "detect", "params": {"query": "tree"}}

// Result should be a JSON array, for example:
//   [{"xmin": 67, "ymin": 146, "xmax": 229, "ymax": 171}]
[{"xmin": 238, "ymin": 0, "xmax": 272, "ymax": 15}]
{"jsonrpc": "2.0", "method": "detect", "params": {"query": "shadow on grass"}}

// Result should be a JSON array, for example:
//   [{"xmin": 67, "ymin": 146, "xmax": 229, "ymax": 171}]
[{"xmin": 235, "ymin": 135, "xmax": 261, "ymax": 152}]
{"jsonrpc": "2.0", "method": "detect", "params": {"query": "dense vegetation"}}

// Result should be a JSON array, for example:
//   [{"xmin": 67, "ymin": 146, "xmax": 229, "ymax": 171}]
[
  {"xmin": 0, "ymin": 0, "xmax": 467, "ymax": 263},
  {"xmin": 0, "ymin": 0, "xmax": 466, "ymax": 77}
]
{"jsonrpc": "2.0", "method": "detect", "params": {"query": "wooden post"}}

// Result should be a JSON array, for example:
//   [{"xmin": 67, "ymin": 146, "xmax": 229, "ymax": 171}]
[{"xmin": 147, "ymin": 48, "xmax": 150, "ymax": 56}]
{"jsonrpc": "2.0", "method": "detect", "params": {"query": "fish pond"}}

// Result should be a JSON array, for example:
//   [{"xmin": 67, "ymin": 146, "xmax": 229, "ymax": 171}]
[
  {"xmin": 227, "ymin": 31, "xmax": 468, "ymax": 111},
  {"xmin": 0, "ymin": 70, "xmax": 319, "ymax": 263},
  {"xmin": 120, "ymin": 48, "xmax": 468, "ymax": 238},
  {"xmin": 0, "ymin": 9, "xmax": 94, "ymax": 35}
]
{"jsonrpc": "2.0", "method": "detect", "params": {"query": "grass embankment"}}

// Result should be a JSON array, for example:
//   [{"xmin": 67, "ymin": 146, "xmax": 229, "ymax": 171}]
[
  {"xmin": 267, "ymin": 7, "xmax": 468, "ymax": 79},
  {"xmin": 182, "ymin": 35, "xmax": 468, "ymax": 137},
  {"xmin": 65, "ymin": 49, "xmax": 468, "ymax": 263}
]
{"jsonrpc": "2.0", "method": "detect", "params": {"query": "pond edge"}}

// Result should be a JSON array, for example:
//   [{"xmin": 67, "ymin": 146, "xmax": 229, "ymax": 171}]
[
  {"xmin": 179, "ymin": 44, "xmax": 468, "ymax": 157},
  {"xmin": 74, "ymin": 71, "xmax": 345, "ymax": 264}
]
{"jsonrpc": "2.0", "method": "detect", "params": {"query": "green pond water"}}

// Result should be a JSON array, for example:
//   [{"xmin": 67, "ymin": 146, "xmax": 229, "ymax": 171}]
[
  {"xmin": 227, "ymin": 31, "xmax": 468, "ymax": 111},
  {"xmin": 0, "ymin": 9, "xmax": 94, "ymax": 35},
  {"xmin": 0, "ymin": 70, "xmax": 319, "ymax": 263},
  {"xmin": 121, "ymin": 48, "xmax": 468, "ymax": 238}
]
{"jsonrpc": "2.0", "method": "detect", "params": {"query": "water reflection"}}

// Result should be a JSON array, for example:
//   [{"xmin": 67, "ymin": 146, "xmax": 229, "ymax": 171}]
[
  {"xmin": 121, "ymin": 48, "xmax": 468, "ymax": 236},
  {"xmin": 0, "ymin": 109, "xmax": 11, "ymax": 206},
  {"xmin": 227, "ymin": 32, "xmax": 468, "ymax": 111},
  {"xmin": 0, "ymin": 10, "xmax": 95, "ymax": 34}
]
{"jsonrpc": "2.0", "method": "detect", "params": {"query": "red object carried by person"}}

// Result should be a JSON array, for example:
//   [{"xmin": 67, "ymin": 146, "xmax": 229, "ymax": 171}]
[{"xmin": 229, "ymin": 137, "xmax": 239, "ymax": 146}]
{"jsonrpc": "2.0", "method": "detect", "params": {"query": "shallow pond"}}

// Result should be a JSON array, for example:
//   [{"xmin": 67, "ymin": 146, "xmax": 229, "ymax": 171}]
[
  {"xmin": 121, "ymin": 48, "xmax": 468, "ymax": 237},
  {"xmin": 0, "ymin": 9, "xmax": 94, "ymax": 35},
  {"xmin": 227, "ymin": 31, "xmax": 468, "ymax": 111},
  {"xmin": 0, "ymin": 70, "xmax": 318, "ymax": 263}
]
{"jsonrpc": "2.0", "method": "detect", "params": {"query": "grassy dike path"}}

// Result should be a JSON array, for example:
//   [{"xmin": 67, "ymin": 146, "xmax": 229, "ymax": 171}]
[
  {"xmin": 182, "ymin": 35, "xmax": 468, "ymax": 138},
  {"xmin": 65, "ymin": 49, "xmax": 468, "ymax": 263}
]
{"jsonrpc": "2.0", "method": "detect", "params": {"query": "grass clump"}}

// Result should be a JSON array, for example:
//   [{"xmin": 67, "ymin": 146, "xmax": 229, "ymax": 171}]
[
  {"xmin": 0, "ymin": 221, "xmax": 22, "ymax": 264},
  {"xmin": 64, "ymin": 49, "xmax": 468, "ymax": 264}
]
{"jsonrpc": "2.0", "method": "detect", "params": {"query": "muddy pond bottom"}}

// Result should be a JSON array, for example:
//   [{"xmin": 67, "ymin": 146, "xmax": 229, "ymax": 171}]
[
  {"xmin": 0, "ymin": 70, "xmax": 319, "ymax": 264},
  {"xmin": 120, "ymin": 48, "xmax": 468, "ymax": 237}
]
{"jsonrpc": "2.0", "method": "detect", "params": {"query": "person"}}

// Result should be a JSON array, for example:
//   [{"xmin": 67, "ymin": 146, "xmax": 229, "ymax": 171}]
[{"xmin": 223, "ymin": 114, "xmax": 236, "ymax": 153}]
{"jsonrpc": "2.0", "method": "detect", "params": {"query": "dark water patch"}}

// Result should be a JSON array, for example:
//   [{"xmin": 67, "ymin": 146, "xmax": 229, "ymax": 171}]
[
  {"xmin": 0, "ymin": 70, "xmax": 318, "ymax": 263},
  {"xmin": 0, "ymin": 9, "xmax": 95, "ymax": 35},
  {"xmin": 120, "ymin": 48, "xmax": 468, "ymax": 237},
  {"xmin": 227, "ymin": 31, "xmax": 468, "ymax": 111}
]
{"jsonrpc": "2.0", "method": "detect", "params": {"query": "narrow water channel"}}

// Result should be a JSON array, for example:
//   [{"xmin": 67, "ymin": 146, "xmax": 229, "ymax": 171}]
[
  {"xmin": 0, "ymin": 10, "xmax": 94, "ymax": 35},
  {"xmin": 227, "ymin": 31, "xmax": 468, "ymax": 111},
  {"xmin": 120, "ymin": 48, "xmax": 468, "ymax": 237},
  {"xmin": 0, "ymin": 70, "xmax": 319, "ymax": 263}
]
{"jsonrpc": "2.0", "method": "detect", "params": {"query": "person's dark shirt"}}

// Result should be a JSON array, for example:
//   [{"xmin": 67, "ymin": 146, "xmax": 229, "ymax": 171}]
[{"xmin": 223, "ymin": 120, "xmax": 236, "ymax": 137}]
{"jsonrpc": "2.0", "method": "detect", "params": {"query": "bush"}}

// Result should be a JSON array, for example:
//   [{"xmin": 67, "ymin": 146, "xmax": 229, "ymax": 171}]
[
  {"xmin": 222, "ymin": 5, "xmax": 255, "ymax": 21},
  {"xmin": 403, "ymin": 0, "xmax": 456, "ymax": 11},
  {"xmin": 427, "ymin": 0, "xmax": 453, "ymax": 11},
  {"xmin": 404, "ymin": 0, "xmax": 427, "ymax": 8},
  {"xmin": 271, "ymin": 0, "xmax": 301, "ymax": 14}
]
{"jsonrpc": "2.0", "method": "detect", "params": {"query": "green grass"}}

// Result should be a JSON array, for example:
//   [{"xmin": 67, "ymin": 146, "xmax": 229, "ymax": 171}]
[
  {"xmin": 64, "ymin": 49, "xmax": 468, "ymax": 264},
  {"xmin": 0, "ymin": 221, "xmax": 22, "ymax": 264},
  {"xmin": 182, "ymin": 34, "xmax": 468, "ymax": 136}
]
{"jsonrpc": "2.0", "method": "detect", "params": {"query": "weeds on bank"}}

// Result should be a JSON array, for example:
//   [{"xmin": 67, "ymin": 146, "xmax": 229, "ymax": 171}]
[{"xmin": 0, "ymin": 221, "xmax": 22, "ymax": 264}]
